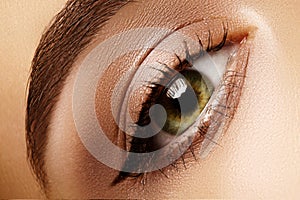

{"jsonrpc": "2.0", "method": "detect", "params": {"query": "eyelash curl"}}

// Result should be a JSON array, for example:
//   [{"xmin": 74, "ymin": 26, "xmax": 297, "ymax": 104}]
[{"xmin": 112, "ymin": 23, "xmax": 250, "ymax": 186}]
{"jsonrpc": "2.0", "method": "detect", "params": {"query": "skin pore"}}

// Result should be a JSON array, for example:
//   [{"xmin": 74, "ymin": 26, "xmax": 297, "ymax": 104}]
[{"xmin": 0, "ymin": 0, "xmax": 300, "ymax": 198}]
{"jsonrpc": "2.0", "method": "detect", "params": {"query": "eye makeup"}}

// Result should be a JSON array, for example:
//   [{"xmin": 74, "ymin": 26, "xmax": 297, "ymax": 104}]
[
  {"xmin": 111, "ymin": 20, "xmax": 253, "ymax": 184},
  {"xmin": 67, "ymin": 3, "xmax": 256, "ymax": 191}
]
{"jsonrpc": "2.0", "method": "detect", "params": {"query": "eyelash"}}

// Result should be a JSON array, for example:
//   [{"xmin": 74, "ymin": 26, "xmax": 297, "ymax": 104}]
[{"xmin": 112, "ymin": 23, "xmax": 250, "ymax": 185}]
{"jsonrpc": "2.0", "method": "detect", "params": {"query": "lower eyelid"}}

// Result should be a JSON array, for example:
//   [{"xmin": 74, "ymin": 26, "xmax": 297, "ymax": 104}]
[{"xmin": 197, "ymin": 37, "xmax": 251, "ymax": 158}]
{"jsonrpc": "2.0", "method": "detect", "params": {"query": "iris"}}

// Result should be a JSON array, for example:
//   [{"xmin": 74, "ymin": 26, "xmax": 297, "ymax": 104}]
[{"xmin": 152, "ymin": 69, "xmax": 212, "ymax": 136}]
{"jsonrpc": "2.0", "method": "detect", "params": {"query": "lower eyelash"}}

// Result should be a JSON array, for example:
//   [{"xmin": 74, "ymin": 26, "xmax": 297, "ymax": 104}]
[{"xmin": 112, "ymin": 28, "xmax": 250, "ymax": 186}]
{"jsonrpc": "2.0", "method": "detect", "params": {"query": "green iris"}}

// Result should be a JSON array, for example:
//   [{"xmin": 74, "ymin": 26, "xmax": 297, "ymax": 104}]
[{"xmin": 152, "ymin": 69, "xmax": 212, "ymax": 136}]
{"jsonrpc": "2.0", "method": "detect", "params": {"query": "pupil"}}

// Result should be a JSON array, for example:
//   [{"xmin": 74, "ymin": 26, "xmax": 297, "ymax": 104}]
[{"xmin": 176, "ymin": 85, "xmax": 199, "ymax": 115}]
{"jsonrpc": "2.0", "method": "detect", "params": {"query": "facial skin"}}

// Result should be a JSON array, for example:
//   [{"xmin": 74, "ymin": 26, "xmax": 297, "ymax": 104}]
[{"xmin": 0, "ymin": 0, "xmax": 300, "ymax": 198}]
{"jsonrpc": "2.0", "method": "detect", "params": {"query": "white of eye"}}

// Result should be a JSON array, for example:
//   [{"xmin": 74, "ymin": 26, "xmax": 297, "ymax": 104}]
[{"xmin": 192, "ymin": 44, "xmax": 238, "ymax": 91}]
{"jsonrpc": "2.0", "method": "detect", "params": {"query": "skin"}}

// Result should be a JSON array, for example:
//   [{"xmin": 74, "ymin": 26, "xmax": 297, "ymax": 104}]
[{"xmin": 0, "ymin": 0, "xmax": 299, "ymax": 198}]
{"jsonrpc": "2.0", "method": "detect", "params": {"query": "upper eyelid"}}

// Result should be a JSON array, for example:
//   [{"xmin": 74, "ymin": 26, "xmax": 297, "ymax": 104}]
[
  {"xmin": 135, "ymin": 18, "xmax": 253, "ymax": 72},
  {"xmin": 136, "ymin": 17, "xmax": 232, "ymax": 67}
]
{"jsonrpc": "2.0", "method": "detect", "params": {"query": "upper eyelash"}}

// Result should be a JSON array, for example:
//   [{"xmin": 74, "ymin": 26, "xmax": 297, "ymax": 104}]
[{"xmin": 112, "ymin": 23, "xmax": 248, "ymax": 185}]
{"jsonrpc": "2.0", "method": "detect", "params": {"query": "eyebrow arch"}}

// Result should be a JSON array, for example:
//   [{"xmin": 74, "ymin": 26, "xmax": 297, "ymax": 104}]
[{"xmin": 26, "ymin": 0, "xmax": 131, "ymax": 193}]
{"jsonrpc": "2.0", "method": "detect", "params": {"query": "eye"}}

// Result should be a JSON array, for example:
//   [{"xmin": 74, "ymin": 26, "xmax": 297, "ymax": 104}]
[
  {"xmin": 72, "ymin": 19, "xmax": 252, "ymax": 185},
  {"xmin": 110, "ymin": 22, "xmax": 251, "ymax": 183},
  {"xmin": 142, "ymin": 44, "xmax": 237, "ymax": 141}
]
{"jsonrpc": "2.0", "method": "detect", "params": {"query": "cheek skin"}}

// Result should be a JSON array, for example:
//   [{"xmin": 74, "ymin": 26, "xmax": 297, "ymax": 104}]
[{"xmin": 45, "ymin": 0, "xmax": 300, "ymax": 198}]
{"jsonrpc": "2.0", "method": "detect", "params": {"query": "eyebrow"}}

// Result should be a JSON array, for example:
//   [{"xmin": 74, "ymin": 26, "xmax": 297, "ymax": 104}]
[{"xmin": 26, "ymin": 0, "xmax": 131, "ymax": 192}]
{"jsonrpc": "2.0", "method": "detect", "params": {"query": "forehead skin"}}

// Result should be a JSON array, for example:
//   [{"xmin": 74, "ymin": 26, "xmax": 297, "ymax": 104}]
[{"xmin": 0, "ymin": 0, "xmax": 300, "ymax": 198}]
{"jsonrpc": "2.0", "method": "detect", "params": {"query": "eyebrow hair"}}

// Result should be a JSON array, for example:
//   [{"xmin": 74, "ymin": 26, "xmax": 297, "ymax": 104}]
[{"xmin": 26, "ymin": 0, "xmax": 131, "ymax": 192}]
